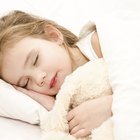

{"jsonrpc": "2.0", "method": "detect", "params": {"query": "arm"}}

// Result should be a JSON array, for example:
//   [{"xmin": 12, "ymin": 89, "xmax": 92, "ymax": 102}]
[
  {"xmin": 14, "ymin": 86, "xmax": 55, "ymax": 111},
  {"xmin": 67, "ymin": 95, "xmax": 112, "ymax": 138}
]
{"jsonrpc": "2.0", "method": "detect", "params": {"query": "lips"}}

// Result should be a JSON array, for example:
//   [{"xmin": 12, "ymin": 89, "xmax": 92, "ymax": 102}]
[{"xmin": 49, "ymin": 73, "xmax": 57, "ymax": 89}]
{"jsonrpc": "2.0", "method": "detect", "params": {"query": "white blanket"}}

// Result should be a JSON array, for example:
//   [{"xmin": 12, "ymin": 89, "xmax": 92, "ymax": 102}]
[{"xmin": 96, "ymin": 1, "xmax": 140, "ymax": 139}]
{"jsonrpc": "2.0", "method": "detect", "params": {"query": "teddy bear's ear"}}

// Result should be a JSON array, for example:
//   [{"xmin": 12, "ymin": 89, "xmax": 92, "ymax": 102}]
[{"xmin": 79, "ymin": 21, "xmax": 96, "ymax": 39}]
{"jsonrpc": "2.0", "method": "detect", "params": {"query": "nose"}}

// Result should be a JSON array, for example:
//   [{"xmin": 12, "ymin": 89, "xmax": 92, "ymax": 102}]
[{"xmin": 34, "ymin": 72, "xmax": 46, "ymax": 87}]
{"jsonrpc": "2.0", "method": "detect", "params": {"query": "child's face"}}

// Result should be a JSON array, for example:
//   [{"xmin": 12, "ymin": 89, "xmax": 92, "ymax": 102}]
[{"xmin": 2, "ymin": 37, "xmax": 72, "ymax": 96}]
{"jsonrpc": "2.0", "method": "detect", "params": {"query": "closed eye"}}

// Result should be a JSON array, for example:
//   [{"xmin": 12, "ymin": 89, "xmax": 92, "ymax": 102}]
[{"xmin": 33, "ymin": 54, "xmax": 39, "ymax": 65}]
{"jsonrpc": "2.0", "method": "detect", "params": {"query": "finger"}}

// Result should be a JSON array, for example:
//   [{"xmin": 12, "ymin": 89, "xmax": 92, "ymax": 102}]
[
  {"xmin": 69, "ymin": 118, "xmax": 79, "ymax": 131},
  {"xmin": 15, "ymin": 86, "xmax": 25, "ymax": 91},
  {"xmin": 13, "ymin": 85, "xmax": 21, "ymax": 90},
  {"xmin": 12, "ymin": 85, "xmax": 17, "ymax": 88},
  {"xmin": 67, "ymin": 110, "xmax": 74, "ymax": 122},
  {"xmin": 70, "ymin": 124, "xmax": 81, "ymax": 134},
  {"xmin": 72, "ymin": 129, "xmax": 91, "ymax": 138},
  {"xmin": 14, "ymin": 86, "xmax": 30, "ymax": 94}
]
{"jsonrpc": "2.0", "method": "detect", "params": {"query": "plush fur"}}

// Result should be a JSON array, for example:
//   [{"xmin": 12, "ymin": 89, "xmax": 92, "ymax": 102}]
[{"xmin": 39, "ymin": 58, "xmax": 113, "ymax": 140}]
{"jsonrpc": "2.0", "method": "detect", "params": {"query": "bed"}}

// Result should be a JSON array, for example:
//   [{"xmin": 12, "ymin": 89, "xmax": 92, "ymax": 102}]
[{"xmin": 0, "ymin": 0, "xmax": 140, "ymax": 140}]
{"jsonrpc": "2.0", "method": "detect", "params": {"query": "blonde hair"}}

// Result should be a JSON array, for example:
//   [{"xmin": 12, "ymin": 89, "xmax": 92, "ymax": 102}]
[
  {"xmin": 0, "ymin": 10, "xmax": 79, "ymax": 74},
  {"xmin": 0, "ymin": 10, "xmax": 79, "ymax": 50}
]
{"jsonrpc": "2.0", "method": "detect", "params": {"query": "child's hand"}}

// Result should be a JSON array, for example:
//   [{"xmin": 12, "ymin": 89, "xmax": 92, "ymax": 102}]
[
  {"xmin": 67, "ymin": 95, "xmax": 112, "ymax": 138},
  {"xmin": 13, "ymin": 86, "xmax": 55, "ymax": 111}
]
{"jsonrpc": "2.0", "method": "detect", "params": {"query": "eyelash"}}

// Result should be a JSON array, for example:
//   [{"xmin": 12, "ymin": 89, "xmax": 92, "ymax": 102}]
[{"xmin": 33, "ymin": 54, "xmax": 39, "ymax": 66}]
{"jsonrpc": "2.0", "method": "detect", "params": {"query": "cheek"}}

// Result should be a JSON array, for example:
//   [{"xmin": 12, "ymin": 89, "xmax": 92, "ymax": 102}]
[
  {"xmin": 28, "ymin": 78, "xmax": 60, "ymax": 96},
  {"xmin": 3, "ymin": 66, "xmax": 22, "ymax": 85},
  {"xmin": 29, "ymin": 84, "xmax": 48, "ymax": 94}
]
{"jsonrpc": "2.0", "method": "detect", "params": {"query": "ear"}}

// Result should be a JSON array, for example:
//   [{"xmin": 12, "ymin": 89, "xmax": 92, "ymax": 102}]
[{"xmin": 44, "ymin": 25, "xmax": 64, "ymax": 45}]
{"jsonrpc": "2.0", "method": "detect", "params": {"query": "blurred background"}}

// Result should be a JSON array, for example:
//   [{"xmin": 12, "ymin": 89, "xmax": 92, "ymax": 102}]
[
  {"xmin": 0, "ymin": 0, "xmax": 114, "ymax": 35},
  {"xmin": 0, "ymin": 0, "xmax": 139, "ymax": 35}
]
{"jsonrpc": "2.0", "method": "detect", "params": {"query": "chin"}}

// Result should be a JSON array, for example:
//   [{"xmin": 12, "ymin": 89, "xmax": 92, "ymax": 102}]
[
  {"xmin": 49, "ymin": 88, "xmax": 60, "ymax": 96},
  {"xmin": 53, "ymin": 88, "xmax": 60, "ymax": 95}
]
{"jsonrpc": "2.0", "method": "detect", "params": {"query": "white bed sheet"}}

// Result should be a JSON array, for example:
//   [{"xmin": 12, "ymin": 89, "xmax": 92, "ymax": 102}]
[{"xmin": 0, "ymin": 116, "xmax": 41, "ymax": 140}]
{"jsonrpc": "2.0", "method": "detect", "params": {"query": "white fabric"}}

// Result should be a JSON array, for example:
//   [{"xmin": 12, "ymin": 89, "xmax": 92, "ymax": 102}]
[
  {"xmin": 96, "ymin": 6, "xmax": 140, "ymax": 140},
  {"xmin": 0, "ymin": 79, "xmax": 44, "ymax": 124},
  {"xmin": 77, "ymin": 31, "xmax": 98, "ymax": 60},
  {"xmin": 0, "ymin": 116, "xmax": 41, "ymax": 140}
]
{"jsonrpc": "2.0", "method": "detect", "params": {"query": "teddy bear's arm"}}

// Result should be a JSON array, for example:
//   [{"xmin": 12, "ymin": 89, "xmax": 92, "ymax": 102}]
[{"xmin": 41, "ymin": 82, "xmax": 77, "ymax": 134}]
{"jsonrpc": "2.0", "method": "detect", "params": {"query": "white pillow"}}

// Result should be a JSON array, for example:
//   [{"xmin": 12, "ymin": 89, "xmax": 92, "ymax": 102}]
[
  {"xmin": 0, "ymin": 79, "xmax": 45, "ymax": 124},
  {"xmin": 96, "ymin": 7, "xmax": 140, "ymax": 140}
]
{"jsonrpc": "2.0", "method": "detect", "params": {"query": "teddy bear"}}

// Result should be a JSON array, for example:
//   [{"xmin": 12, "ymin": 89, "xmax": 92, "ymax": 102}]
[{"xmin": 39, "ymin": 58, "xmax": 113, "ymax": 140}]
